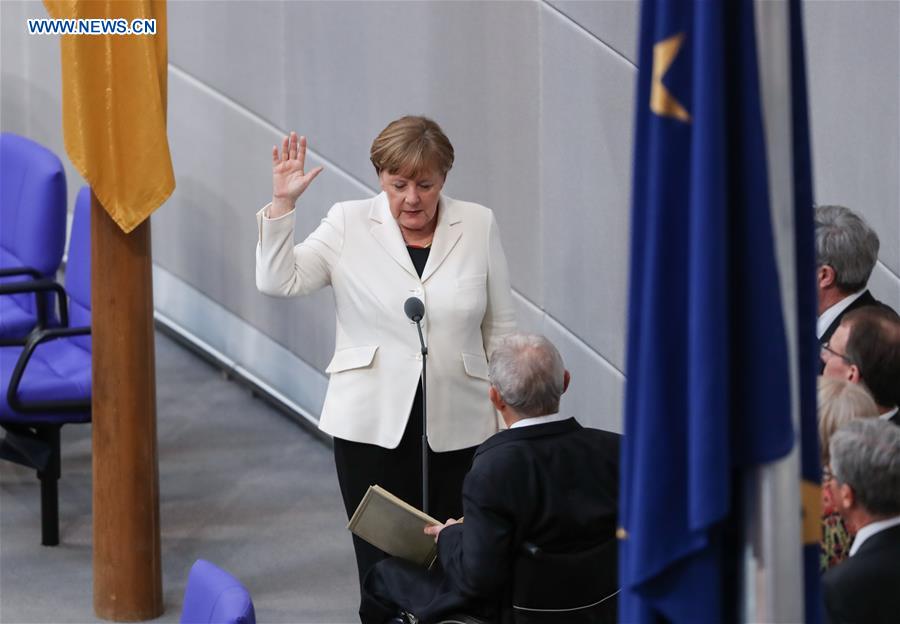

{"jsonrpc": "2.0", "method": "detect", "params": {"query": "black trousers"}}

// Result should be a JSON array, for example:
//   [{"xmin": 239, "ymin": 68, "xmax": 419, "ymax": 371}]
[
  {"xmin": 333, "ymin": 384, "xmax": 477, "ymax": 617},
  {"xmin": 360, "ymin": 557, "xmax": 498, "ymax": 624}
]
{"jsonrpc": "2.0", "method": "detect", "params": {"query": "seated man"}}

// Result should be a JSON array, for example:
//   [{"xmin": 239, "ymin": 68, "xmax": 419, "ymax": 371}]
[
  {"xmin": 823, "ymin": 419, "xmax": 900, "ymax": 624},
  {"xmin": 821, "ymin": 305, "xmax": 900, "ymax": 424},
  {"xmin": 361, "ymin": 333, "xmax": 620, "ymax": 623}
]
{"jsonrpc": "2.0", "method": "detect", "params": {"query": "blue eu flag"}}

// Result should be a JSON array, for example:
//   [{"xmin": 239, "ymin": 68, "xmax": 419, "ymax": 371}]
[{"xmin": 620, "ymin": 0, "xmax": 820, "ymax": 621}]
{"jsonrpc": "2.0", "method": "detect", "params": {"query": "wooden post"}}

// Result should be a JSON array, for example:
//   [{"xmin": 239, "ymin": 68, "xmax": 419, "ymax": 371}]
[{"xmin": 91, "ymin": 192, "xmax": 163, "ymax": 620}]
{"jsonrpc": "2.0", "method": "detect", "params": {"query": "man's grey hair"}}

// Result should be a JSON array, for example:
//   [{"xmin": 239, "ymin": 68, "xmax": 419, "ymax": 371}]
[
  {"xmin": 830, "ymin": 419, "xmax": 900, "ymax": 517},
  {"xmin": 488, "ymin": 333, "xmax": 565, "ymax": 418},
  {"xmin": 814, "ymin": 205, "xmax": 880, "ymax": 293}
]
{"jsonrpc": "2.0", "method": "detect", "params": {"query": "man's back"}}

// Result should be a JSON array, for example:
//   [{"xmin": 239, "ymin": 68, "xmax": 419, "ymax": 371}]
[
  {"xmin": 823, "ymin": 524, "xmax": 900, "ymax": 624},
  {"xmin": 438, "ymin": 418, "xmax": 620, "ymax": 601},
  {"xmin": 360, "ymin": 333, "xmax": 622, "ymax": 624}
]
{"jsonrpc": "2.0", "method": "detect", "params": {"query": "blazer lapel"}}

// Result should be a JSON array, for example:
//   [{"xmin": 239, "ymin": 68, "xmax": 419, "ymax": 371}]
[
  {"xmin": 421, "ymin": 195, "xmax": 463, "ymax": 283},
  {"xmin": 368, "ymin": 192, "xmax": 418, "ymax": 279}
]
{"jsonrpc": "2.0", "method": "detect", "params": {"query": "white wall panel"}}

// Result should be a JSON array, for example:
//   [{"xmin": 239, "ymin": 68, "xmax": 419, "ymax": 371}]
[
  {"xmin": 543, "ymin": 315, "xmax": 624, "ymax": 433},
  {"xmin": 154, "ymin": 265, "xmax": 328, "ymax": 424},
  {"xmin": 168, "ymin": 0, "xmax": 286, "ymax": 130},
  {"xmin": 540, "ymin": 4, "xmax": 635, "ymax": 370},
  {"xmin": 1, "ymin": 1, "xmax": 29, "ymax": 135},
  {"xmin": 547, "ymin": 0, "xmax": 639, "ymax": 64},
  {"xmin": 512, "ymin": 291, "xmax": 623, "ymax": 431},
  {"xmin": 512, "ymin": 292, "xmax": 544, "ymax": 336},
  {"xmin": 283, "ymin": 0, "xmax": 543, "ymax": 303},
  {"xmin": 22, "ymin": 9, "xmax": 70, "ymax": 182},
  {"xmin": 1, "ymin": 0, "xmax": 85, "ymax": 242},
  {"xmin": 157, "ymin": 67, "xmax": 369, "ymax": 371},
  {"xmin": 870, "ymin": 262, "xmax": 900, "ymax": 313},
  {"xmin": 805, "ymin": 0, "xmax": 900, "ymax": 276}
]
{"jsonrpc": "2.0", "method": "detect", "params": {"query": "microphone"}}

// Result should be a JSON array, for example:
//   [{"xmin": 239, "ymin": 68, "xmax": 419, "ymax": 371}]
[
  {"xmin": 404, "ymin": 297, "xmax": 425, "ymax": 323},
  {"xmin": 403, "ymin": 295, "xmax": 429, "ymax": 514}
]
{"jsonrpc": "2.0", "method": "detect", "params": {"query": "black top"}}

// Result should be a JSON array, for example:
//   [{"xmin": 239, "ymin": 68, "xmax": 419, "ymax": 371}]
[{"xmin": 406, "ymin": 245, "xmax": 430, "ymax": 278}]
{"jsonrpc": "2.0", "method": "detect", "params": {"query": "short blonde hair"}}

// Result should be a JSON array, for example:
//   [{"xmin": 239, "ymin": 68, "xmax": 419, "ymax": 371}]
[
  {"xmin": 370, "ymin": 116, "xmax": 454, "ymax": 178},
  {"xmin": 818, "ymin": 377, "xmax": 879, "ymax": 465}
]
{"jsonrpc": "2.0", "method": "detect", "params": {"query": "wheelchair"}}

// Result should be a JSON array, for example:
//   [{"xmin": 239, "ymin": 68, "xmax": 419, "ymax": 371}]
[{"xmin": 401, "ymin": 538, "xmax": 618, "ymax": 624}]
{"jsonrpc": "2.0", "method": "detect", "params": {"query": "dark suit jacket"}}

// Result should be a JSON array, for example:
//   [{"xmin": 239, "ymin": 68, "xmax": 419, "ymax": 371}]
[
  {"xmin": 819, "ymin": 290, "xmax": 880, "ymax": 346},
  {"xmin": 823, "ymin": 523, "xmax": 900, "ymax": 624},
  {"xmin": 362, "ymin": 418, "xmax": 620, "ymax": 623},
  {"xmin": 438, "ymin": 418, "xmax": 620, "ymax": 597}
]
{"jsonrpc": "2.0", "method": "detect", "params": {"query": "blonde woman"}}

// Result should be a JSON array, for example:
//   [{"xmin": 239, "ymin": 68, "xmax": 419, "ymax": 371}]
[
  {"xmin": 818, "ymin": 376, "xmax": 879, "ymax": 570},
  {"xmin": 255, "ymin": 116, "xmax": 516, "ymax": 607}
]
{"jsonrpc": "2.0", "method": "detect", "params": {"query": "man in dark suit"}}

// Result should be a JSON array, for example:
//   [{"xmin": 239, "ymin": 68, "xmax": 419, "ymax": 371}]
[
  {"xmin": 815, "ymin": 205, "xmax": 885, "ymax": 352},
  {"xmin": 821, "ymin": 306, "xmax": 900, "ymax": 424},
  {"xmin": 360, "ymin": 333, "xmax": 620, "ymax": 624},
  {"xmin": 823, "ymin": 419, "xmax": 900, "ymax": 624}
]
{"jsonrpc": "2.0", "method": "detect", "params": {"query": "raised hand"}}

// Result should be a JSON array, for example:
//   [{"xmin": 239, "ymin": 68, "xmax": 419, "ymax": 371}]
[{"xmin": 270, "ymin": 132, "xmax": 324, "ymax": 218}]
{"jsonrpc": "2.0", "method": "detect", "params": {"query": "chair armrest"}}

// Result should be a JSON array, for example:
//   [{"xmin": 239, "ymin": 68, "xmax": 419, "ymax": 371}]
[
  {"xmin": 0, "ymin": 267, "xmax": 43, "ymax": 280},
  {"xmin": 0, "ymin": 278, "xmax": 69, "ymax": 328},
  {"xmin": 7, "ymin": 326, "xmax": 91, "ymax": 413}
]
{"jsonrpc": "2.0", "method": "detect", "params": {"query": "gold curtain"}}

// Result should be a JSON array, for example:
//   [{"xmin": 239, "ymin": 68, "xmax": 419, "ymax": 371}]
[{"xmin": 44, "ymin": 0, "xmax": 174, "ymax": 233}]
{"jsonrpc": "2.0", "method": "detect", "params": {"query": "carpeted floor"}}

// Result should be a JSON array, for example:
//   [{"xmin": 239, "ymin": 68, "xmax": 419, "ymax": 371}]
[{"xmin": 0, "ymin": 331, "xmax": 359, "ymax": 623}]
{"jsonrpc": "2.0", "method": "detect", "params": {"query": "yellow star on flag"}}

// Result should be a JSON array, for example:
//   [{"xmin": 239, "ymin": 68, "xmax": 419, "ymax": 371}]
[{"xmin": 651, "ymin": 32, "xmax": 692, "ymax": 123}]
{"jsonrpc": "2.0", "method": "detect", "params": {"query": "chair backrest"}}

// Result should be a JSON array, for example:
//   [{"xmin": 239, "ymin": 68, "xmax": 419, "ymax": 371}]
[
  {"xmin": 180, "ymin": 559, "xmax": 256, "ymax": 624},
  {"xmin": 509, "ymin": 539, "xmax": 618, "ymax": 624},
  {"xmin": 0, "ymin": 133, "xmax": 67, "ymax": 276},
  {"xmin": 66, "ymin": 186, "xmax": 91, "ymax": 350}
]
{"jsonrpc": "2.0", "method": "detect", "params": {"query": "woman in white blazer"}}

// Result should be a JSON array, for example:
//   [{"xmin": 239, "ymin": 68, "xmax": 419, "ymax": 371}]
[{"xmin": 255, "ymin": 116, "xmax": 516, "ymax": 603}]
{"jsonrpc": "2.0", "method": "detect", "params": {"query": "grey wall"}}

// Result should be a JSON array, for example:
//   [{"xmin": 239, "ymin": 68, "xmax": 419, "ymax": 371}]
[
  {"xmin": 2, "ymin": 0, "xmax": 898, "ymax": 434},
  {"xmin": 804, "ymin": 1, "xmax": 900, "ymax": 307}
]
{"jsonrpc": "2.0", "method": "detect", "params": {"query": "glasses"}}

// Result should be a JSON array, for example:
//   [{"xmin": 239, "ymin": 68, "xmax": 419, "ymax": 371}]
[{"xmin": 820, "ymin": 341, "xmax": 854, "ymax": 365}]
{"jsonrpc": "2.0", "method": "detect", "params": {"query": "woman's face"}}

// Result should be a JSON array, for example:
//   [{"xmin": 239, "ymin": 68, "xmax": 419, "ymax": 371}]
[{"xmin": 379, "ymin": 169, "xmax": 445, "ymax": 234}]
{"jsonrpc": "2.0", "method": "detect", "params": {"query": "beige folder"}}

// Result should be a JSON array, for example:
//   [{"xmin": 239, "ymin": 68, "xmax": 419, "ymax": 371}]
[{"xmin": 347, "ymin": 485, "xmax": 441, "ymax": 568}]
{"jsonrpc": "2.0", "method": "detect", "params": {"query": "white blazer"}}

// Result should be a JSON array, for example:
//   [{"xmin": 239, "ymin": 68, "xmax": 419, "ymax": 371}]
[{"xmin": 255, "ymin": 192, "xmax": 517, "ymax": 451}]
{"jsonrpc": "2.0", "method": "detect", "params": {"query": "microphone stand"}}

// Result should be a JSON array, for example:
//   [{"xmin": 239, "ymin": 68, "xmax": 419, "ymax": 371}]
[{"xmin": 414, "ymin": 318, "xmax": 429, "ymax": 516}]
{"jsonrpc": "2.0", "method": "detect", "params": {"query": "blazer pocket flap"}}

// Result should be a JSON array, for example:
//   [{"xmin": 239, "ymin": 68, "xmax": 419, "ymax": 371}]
[
  {"xmin": 457, "ymin": 274, "xmax": 487, "ymax": 289},
  {"xmin": 326, "ymin": 345, "xmax": 378, "ymax": 373},
  {"xmin": 461, "ymin": 352, "xmax": 489, "ymax": 381}
]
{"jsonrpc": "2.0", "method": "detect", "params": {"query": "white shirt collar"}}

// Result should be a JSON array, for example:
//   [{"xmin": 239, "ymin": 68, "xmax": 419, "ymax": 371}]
[
  {"xmin": 817, "ymin": 289, "xmax": 867, "ymax": 339},
  {"xmin": 879, "ymin": 406, "xmax": 899, "ymax": 421},
  {"xmin": 849, "ymin": 515, "xmax": 900, "ymax": 556},
  {"xmin": 510, "ymin": 412, "xmax": 569, "ymax": 429}
]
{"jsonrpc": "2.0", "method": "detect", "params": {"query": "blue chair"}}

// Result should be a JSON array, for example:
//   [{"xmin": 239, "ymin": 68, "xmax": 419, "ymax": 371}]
[
  {"xmin": 0, "ymin": 186, "xmax": 91, "ymax": 546},
  {"xmin": 0, "ymin": 133, "xmax": 68, "ymax": 344},
  {"xmin": 180, "ymin": 560, "xmax": 256, "ymax": 624}
]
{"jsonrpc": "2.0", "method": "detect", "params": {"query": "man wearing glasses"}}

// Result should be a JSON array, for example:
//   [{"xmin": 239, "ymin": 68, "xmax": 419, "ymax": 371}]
[{"xmin": 821, "ymin": 306, "xmax": 900, "ymax": 425}]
